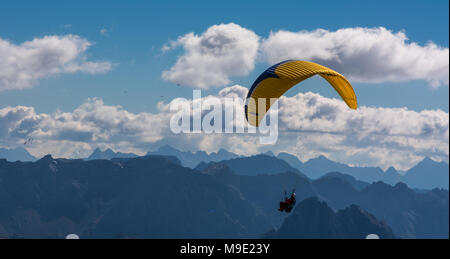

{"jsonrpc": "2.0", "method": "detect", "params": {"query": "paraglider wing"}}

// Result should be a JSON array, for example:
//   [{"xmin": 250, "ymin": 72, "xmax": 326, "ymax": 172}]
[{"xmin": 245, "ymin": 60, "xmax": 357, "ymax": 127}]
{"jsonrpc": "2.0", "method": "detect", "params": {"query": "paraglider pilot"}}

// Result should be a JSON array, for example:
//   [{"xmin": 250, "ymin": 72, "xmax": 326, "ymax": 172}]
[{"xmin": 279, "ymin": 190, "xmax": 296, "ymax": 213}]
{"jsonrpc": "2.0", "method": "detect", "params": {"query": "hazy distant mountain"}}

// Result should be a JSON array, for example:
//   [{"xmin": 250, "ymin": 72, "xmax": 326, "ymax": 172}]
[
  {"xmin": 277, "ymin": 152, "xmax": 449, "ymax": 190},
  {"xmin": 276, "ymin": 152, "xmax": 322, "ymax": 178},
  {"xmin": 88, "ymin": 147, "xmax": 448, "ymax": 190},
  {"xmin": 319, "ymin": 172, "xmax": 370, "ymax": 191},
  {"xmin": 402, "ymin": 157, "xmax": 449, "ymax": 189},
  {"xmin": 264, "ymin": 197, "xmax": 395, "ymax": 239},
  {"xmin": 382, "ymin": 166, "xmax": 402, "ymax": 185},
  {"xmin": 0, "ymin": 147, "xmax": 36, "ymax": 162},
  {"xmin": 146, "ymin": 145, "xmax": 239, "ymax": 168},
  {"xmin": 378, "ymin": 158, "xmax": 449, "ymax": 189},
  {"xmin": 304, "ymin": 155, "xmax": 384, "ymax": 183},
  {"xmin": 87, "ymin": 148, "xmax": 138, "ymax": 160},
  {"xmin": 277, "ymin": 153, "xmax": 384, "ymax": 182},
  {"xmin": 197, "ymin": 154, "xmax": 305, "ymax": 177}
]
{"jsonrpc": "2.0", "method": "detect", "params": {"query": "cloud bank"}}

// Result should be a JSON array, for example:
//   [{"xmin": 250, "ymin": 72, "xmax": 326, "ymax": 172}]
[
  {"xmin": 164, "ymin": 25, "xmax": 449, "ymax": 89},
  {"xmin": 161, "ymin": 23, "xmax": 260, "ymax": 89},
  {"xmin": 1, "ymin": 86, "xmax": 448, "ymax": 170},
  {"xmin": 0, "ymin": 35, "xmax": 112, "ymax": 91}
]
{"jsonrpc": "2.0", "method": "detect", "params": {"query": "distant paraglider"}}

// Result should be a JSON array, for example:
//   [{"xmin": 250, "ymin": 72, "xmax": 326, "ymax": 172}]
[
  {"xmin": 23, "ymin": 137, "xmax": 33, "ymax": 146},
  {"xmin": 245, "ymin": 60, "xmax": 358, "ymax": 127}
]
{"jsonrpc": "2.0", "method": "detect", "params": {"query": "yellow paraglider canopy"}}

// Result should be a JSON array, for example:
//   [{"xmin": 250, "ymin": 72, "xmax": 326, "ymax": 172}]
[{"xmin": 245, "ymin": 60, "xmax": 357, "ymax": 127}]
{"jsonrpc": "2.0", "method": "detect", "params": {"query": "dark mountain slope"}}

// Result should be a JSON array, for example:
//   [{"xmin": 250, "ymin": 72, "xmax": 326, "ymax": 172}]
[
  {"xmin": 91, "ymin": 157, "xmax": 269, "ymax": 238},
  {"xmin": 312, "ymin": 178, "xmax": 449, "ymax": 238},
  {"xmin": 197, "ymin": 154, "xmax": 305, "ymax": 177},
  {"xmin": 0, "ymin": 156, "xmax": 270, "ymax": 238},
  {"xmin": 201, "ymin": 162, "xmax": 448, "ymax": 239},
  {"xmin": 198, "ymin": 162, "xmax": 315, "ymax": 227},
  {"xmin": 264, "ymin": 197, "xmax": 395, "ymax": 239}
]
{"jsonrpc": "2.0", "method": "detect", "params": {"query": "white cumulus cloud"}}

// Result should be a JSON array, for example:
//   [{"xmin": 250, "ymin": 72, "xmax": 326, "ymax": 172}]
[
  {"xmin": 0, "ymin": 35, "xmax": 112, "ymax": 91},
  {"xmin": 261, "ymin": 27, "xmax": 449, "ymax": 87},
  {"xmin": 0, "ymin": 85, "xmax": 448, "ymax": 170},
  {"xmin": 276, "ymin": 92, "xmax": 449, "ymax": 169},
  {"xmin": 162, "ymin": 23, "xmax": 260, "ymax": 89}
]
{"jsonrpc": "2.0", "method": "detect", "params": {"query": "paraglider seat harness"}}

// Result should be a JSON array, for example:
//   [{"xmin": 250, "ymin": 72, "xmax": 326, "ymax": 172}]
[{"xmin": 278, "ymin": 190, "xmax": 296, "ymax": 213}]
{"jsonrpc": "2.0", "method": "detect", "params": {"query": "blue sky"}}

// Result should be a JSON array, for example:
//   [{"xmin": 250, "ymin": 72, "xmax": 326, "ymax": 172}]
[
  {"xmin": 0, "ymin": 0, "xmax": 448, "ymax": 113},
  {"xmin": 0, "ymin": 0, "xmax": 448, "ymax": 170}
]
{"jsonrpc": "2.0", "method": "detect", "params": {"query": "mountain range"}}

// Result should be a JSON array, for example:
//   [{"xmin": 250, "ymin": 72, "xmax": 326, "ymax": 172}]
[
  {"xmin": 87, "ymin": 146, "xmax": 449, "ymax": 190},
  {"xmin": 87, "ymin": 148, "xmax": 138, "ymax": 160},
  {"xmin": 276, "ymin": 152, "xmax": 448, "ymax": 189},
  {"xmin": 197, "ymin": 161, "xmax": 448, "ymax": 238},
  {"xmin": 1, "ymin": 145, "xmax": 447, "ymax": 190},
  {"xmin": 146, "ymin": 145, "xmax": 240, "ymax": 168},
  {"xmin": 0, "ymin": 154, "xmax": 447, "ymax": 238},
  {"xmin": 0, "ymin": 155, "xmax": 268, "ymax": 238}
]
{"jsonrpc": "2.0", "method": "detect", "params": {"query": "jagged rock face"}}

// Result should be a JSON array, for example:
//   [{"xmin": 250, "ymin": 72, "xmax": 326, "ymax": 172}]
[
  {"xmin": 264, "ymin": 197, "xmax": 396, "ymax": 239},
  {"xmin": 200, "ymin": 162, "xmax": 448, "ymax": 239}
]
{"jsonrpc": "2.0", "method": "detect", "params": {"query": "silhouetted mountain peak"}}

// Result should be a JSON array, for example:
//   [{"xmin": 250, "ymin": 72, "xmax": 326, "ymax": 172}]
[
  {"xmin": 305, "ymin": 155, "xmax": 340, "ymax": 167},
  {"xmin": 295, "ymin": 196, "xmax": 330, "ymax": 213},
  {"xmin": 91, "ymin": 147, "xmax": 101, "ymax": 153},
  {"xmin": 314, "ymin": 155, "xmax": 336, "ymax": 164},
  {"xmin": 317, "ymin": 155, "xmax": 329, "ymax": 160},
  {"xmin": 265, "ymin": 197, "xmax": 396, "ymax": 239},
  {"xmin": 199, "ymin": 162, "xmax": 234, "ymax": 176},
  {"xmin": 93, "ymin": 148, "xmax": 114, "ymax": 157},
  {"xmin": 218, "ymin": 154, "xmax": 305, "ymax": 177},
  {"xmin": 263, "ymin": 151, "xmax": 275, "ymax": 157},
  {"xmin": 385, "ymin": 166, "xmax": 398, "ymax": 174},
  {"xmin": 217, "ymin": 148, "xmax": 230, "ymax": 156},
  {"xmin": 158, "ymin": 144, "xmax": 179, "ymax": 153},
  {"xmin": 363, "ymin": 181, "xmax": 415, "ymax": 197},
  {"xmin": 88, "ymin": 148, "xmax": 138, "ymax": 161},
  {"xmin": 193, "ymin": 149, "xmax": 206, "ymax": 155},
  {"xmin": 104, "ymin": 148, "xmax": 115, "ymax": 154},
  {"xmin": 319, "ymin": 172, "xmax": 369, "ymax": 191},
  {"xmin": 394, "ymin": 182, "xmax": 409, "ymax": 190},
  {"xmin": 421, "ymin": 156, "xmax": 434, "ymax": 164},
  {"xmin": 38, "ymin": 154, "xmax": 54, "ymax": 162},
  {"xmin": 415, "ymin": 157, "xmax": 449, "ymax": 168},
  {"xmin": 402, "ymin": 156, "xmax": 449, "ymax": 189},
  {"xmin": 147, "ymin": 146, "xmax": 239, "ymax": 168}
]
